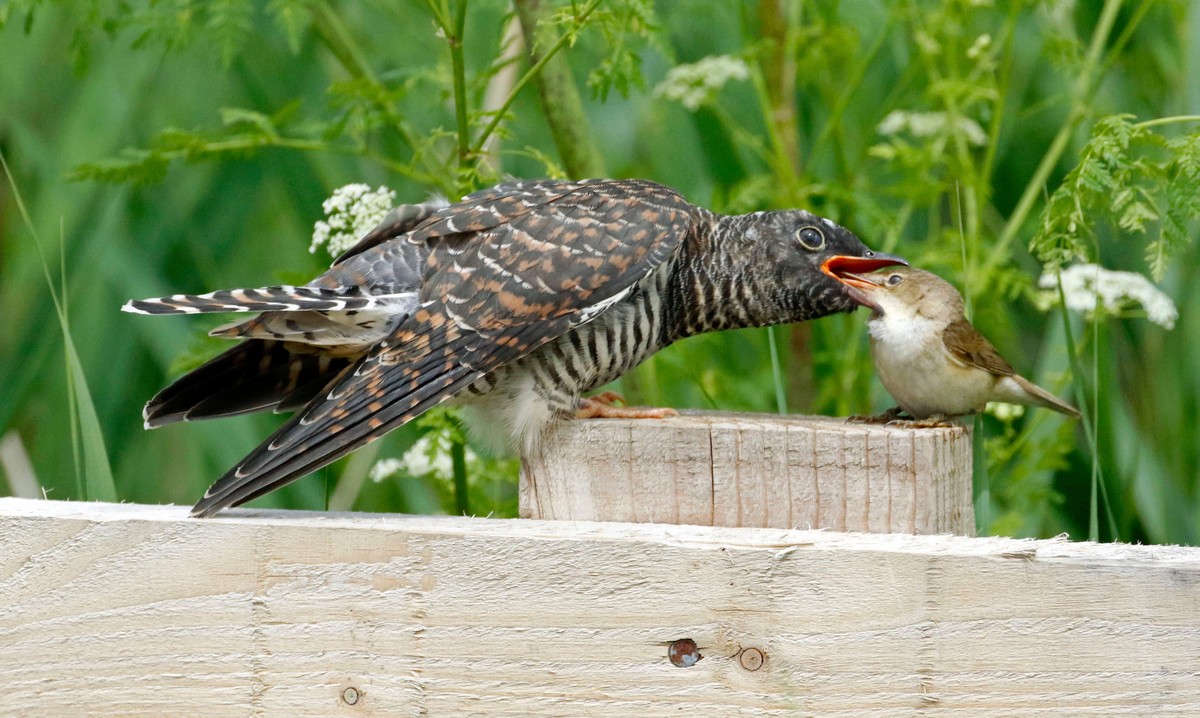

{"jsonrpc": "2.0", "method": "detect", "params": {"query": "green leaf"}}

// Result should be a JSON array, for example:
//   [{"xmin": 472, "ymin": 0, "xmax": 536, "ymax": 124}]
[
  {"xmin": 219, "ymin": 107, "xmax": 279, "ymax": 137},
  {"xmin": 267, "ymin": 0, "xmax": 312, "ymax": 53},
  {"xmin": 1151, "ymin": 132, "xmax": 1200, "ymax": 279},
  {"xmin": 1, "ymin": 149, "xmax": 116, "ymax": 502},
  {"xmin": 62, "ymin": 329, "xmax": 118, "ymax": 502},
  {"xmin": 69, "ymin": 148, "xmax": 170, "ymax": 185},
  {"xmin": 207, "ymin": 0, "xmax": 254, "ymax": 67}
]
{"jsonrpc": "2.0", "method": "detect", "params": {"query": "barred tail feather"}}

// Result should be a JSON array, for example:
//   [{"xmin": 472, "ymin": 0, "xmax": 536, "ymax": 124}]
[
  {"xmin": 123, "ymin": 285, "xmax": 386, "ymax": 315},
  {"xmin": 190, "ymin": 310, "xmax": 568, "ymax": 517},
  {"xmin": 189, "ymin": 365, "xmax": 482, "ymax": 517},
  {"xmin": 143, "ymin": 340, "xmax": 355, "ymax": 427}
]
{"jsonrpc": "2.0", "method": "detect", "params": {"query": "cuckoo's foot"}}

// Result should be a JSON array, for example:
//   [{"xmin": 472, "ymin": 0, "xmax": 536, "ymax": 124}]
[
  {"xmin": 588, "ymin": 390, "xmax": 627, "ymax": 407},
  {"xmin": 575, "ymin": 395, "xmax": 679, "ymax": 420}
]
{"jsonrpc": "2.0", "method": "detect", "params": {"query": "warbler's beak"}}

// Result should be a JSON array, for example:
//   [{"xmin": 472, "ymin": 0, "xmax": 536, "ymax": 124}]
[
  {"xmin": 821, "ymin": 253, "xmax": 906, "ymax": 310},
  {"xmin": 820, "ymin": 253, "xmax": 907, "ymax": 289}
]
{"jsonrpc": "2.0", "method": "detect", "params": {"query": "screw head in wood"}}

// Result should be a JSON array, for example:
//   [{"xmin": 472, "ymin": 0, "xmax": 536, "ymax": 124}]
[
  {"xmin": 738, "ymin": 647, "xmax": 765, "ymax": 671},
  {"xmin": 342, "ymin": 687, "xmax": 360, "ymax": 705},
  {"xmin": 668, "ymin": 638, "xmax": 701, "ymax": 667}
]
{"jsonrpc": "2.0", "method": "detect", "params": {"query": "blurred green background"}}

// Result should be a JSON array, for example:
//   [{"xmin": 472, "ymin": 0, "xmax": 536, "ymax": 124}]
[{"xmin": 0, "ymin": 0, "xmax": 1196, "ymax": 543}]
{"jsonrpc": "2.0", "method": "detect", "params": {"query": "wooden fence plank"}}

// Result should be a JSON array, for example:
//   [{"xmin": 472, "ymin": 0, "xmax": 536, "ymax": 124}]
[
  {"xmin": 1, "ymin": 498, "xmax": 1197, "ymax": 717},
  {"xmin": 521, "ymin": 412, "xmax": 974, "ymax": 534}
]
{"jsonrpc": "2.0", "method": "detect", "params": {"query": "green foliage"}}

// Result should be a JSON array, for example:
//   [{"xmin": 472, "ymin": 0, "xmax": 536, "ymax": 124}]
[
  {"xmin": 1, "ymin": 152, "xmax": 116, "ymax": 503},
  {"xmin": 1031, "ymin": 115, "xmax": 1200, "ymax": 279},
  {"xmin": 582, "ymin": 0, "xmax": 664, "ymax": 100},
  {"xmin": 1160, "ymin": 133, "xmax": 1200, "ymax": 278},
  {"xmin": 2, "ymin": 0, "xmax": 1197, "ymax": 544},
  {"xmin": 266, "ymin": 0, "xmax": 313, "ymax": 53}
]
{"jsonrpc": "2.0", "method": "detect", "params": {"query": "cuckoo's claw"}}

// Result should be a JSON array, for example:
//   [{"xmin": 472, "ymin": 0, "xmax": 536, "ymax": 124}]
[
  {"xmin": 575, "ymin": 395, "xmax": 679, "ymax": 420},
  {"xmin": 588, "ymin": 390, "xmax": 628, "ymax": 407}
]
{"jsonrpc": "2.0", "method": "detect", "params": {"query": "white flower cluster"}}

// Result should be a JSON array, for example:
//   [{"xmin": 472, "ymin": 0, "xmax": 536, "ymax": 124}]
[
  {"xmin": 653, "ymin": 55, "xmax": 750, "ymax": 111},
  {"xmin": 369, "ymin": 428, "xmax": 479, "ymax": 483},
  {"xmin": 967, "ymin": 33, "xmax": 992, "ymax": 60},
  {"xmin": 877, "ymin": 110, "xmax": 988, "ymax": 147},
  {"xmin": 985, "ymin": 401, "xmax": 1025, "ymax": 422},
  {"xmin": 310, "ymin": 184, "xmax": 397, "ymax": 257},
  {"xmin": 1038, "ymin": 263, "xmax": 1178, "ymax": 329},
  {"xmin": 368, "ymin": 458, "xmax": 406, "ymax": 483}
]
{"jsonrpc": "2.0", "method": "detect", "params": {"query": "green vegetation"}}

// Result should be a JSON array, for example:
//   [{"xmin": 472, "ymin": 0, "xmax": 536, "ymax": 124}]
[{"xmin": 0, "ymin": 0, "xmax": 1196, "ymax": 543}]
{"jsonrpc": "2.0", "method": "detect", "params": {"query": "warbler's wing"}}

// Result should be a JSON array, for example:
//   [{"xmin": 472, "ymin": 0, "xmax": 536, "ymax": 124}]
[{"xmin": 942, "ymin": 319, "xmax": 1016, "ymax": 377}]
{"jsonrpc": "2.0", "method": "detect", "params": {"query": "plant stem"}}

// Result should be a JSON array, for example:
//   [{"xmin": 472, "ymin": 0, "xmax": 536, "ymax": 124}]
[
  {"xmin": 1134, "ymin": 114, "xmax": 1200, "ymax": 130},
  {"xmin": 812, "ymin": 7, "xmax": 897, "ymax": 157},
  {"xmin": 973, "ymin": 414, "xmax": 989, "ymax": 534},
  {"xmin": 136, "ymin": 135, "xmax": 444, "ymax": 186},
  {"xmin": 505, "ymin": 0, "xmax": 606, "ymax": 177},
  {"xmin": 766, "ymin": 326, "xmax": 788, "ymax": 415},
  {"xmin": 984, "ymin": 0, "xmax": 1125, "ymax": 275},
  {"xmin": 978, "ymin": 4, "xmax": 1021, "ymax": 187},
  {"xmin": 328, "ymin": 441, "xmax": 382, "ymax": 512},
  {"xmin": 478, "ymin": 17, "xmax": 525, "ymax": 172},
  {"xmin": 311, "ymin": 1, "xmax": 417, "ymax": 151},
  {"xmin": 449, "ymin": 1, "xmax": 472, "ymax": 173},
  {"xmin": 757, "ymin": 0, "xmax": 802, "ymax": 186},
  {"xmin": 1055, "ymin": 273, "xmax": 1118, "ymax": 541},
  {"xmin": 450, "ymin": 437, "xmax": 469, "ymax": 515}
]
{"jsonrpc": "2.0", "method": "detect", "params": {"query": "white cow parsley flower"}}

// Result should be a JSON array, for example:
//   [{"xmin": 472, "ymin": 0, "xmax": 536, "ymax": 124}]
[
  {"xmin": 310, "ymin": 184, "xmax": 396, "ymax": 257},
  {"xmin": 1039, "ymin": 263, "xmax": 1178, "ymax": 329},
  {"xmin": 370, "ymin": 428, "xmax": 480, "ymax": 483},
  {"xmin": 985, "ymin": 401, "xmax": 1025, "ymax": 422},
  {"xmin": 967, "ymin": 33, "xmax": 992, "ymax": 60},
  {"xmin": 654, "ymin": 55, "xmax": 750, "ymax": 111},
  {"xmin": 877, "ymin": 110, "xmax": 988, "ymax": 147},
  {"xmin": 368, "ymin": 458, "xmax": 406, "ymax": 483}
]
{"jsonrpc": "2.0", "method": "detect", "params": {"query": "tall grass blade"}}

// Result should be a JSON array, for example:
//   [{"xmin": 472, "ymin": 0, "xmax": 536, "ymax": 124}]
[
  {"xmin": 973, "ymin": 414, "xmax": 990, "ymax": 534},
  {"xmin": 1055, "ymin": 274, "xmax": 1117, "ymax": 541},
  {"xmin": 766, "ymin": 327, "xmax": 788, "ymax": 415},
  {"xmin": 1, "ymin": 150, "xmax": 117, "ymax": 503}
]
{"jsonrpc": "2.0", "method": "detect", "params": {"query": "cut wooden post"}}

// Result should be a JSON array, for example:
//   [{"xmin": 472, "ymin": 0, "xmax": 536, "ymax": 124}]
[
  {"xmin": 521, "ymin": 411, "xmax": 973, "ymax": 535},
  {"xmin": 2, "ymin": 499, "xmax": 1198, "ymax": 717}
]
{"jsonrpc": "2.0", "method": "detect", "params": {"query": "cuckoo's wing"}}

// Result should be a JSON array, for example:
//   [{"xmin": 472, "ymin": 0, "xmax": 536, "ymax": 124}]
[
  {"xmin": 329, "ymin": 179, "xmax": 598, "ymax": 265},
  {"xmin": 330, "ymin": 197, "xmax": 449, "ymax": 265},
  {"xmin": 191, "ymin": 179, "xmax": 697, "ymax": 516}
]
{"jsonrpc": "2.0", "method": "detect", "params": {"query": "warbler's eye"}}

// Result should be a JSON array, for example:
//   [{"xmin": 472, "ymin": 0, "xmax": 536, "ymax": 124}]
[
  {"xmin": 887, "ymin": 274, "xmax": 903, "ymax": 286},
  {"xmin": 796, "ymin": 226, "xmax": 826, "ymax": 251}
]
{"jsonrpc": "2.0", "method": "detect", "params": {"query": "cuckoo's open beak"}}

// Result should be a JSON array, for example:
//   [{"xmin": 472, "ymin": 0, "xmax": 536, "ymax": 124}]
[
  {"xmin": 820, "ymin": 253, "xmax": 907, "ymax": 288},
  {"xmin": 821, "ymin": 253, "xmax": 906, "ymax": 311}
]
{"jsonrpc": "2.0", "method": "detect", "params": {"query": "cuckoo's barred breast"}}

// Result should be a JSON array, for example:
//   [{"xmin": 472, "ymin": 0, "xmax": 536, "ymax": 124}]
[{"xmin": 125, "ymin": 178, "xmax": 904, "ymax": 515}]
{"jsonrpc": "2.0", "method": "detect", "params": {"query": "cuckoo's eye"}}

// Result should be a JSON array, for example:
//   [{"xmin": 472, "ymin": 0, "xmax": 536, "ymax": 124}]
[
  {"xmin": 886, "ymin": 273, "xmax": 904, "ymax": 286},
  {"xmin": 796, "ymin": 226, "xmax": 826, "ymax": 251}
]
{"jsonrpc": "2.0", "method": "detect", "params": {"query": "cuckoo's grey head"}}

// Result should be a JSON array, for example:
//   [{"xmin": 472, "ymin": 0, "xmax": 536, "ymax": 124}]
[{"xmin": 745, "ymin": 209, "xmax": 907, "ymax": 317}]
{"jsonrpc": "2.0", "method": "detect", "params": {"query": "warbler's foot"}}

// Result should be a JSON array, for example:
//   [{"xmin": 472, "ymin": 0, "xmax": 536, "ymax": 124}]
[
  {"xmin": 888, "ymin": 414, "xmax": 958, "ymax": 428},
  {"xmin": 847, "ymin": 407, "xmax": 905, "ymax": 424},
  {"xmin": 575, "ymin": 395, "xmax": 679, "ymax": 419}
]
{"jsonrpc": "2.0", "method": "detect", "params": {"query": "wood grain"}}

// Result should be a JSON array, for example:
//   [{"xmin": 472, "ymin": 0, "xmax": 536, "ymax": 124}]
[
  {"xmin": 2, "ymin": 498, "xmax": 1197, "ymax": 717},
  {"xmin": 521, "ymin": 412, "xmax": 974, "ymax": 534}
]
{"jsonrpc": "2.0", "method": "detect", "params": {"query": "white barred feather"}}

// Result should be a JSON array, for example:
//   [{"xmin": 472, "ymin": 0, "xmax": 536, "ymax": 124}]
[{"xmin": 122, "ymin": 286, "xmax": 397, "ymax": 315}]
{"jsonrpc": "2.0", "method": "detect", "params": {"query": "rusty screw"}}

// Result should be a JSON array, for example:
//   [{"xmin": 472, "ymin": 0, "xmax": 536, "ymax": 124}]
[
  {"xmin": 738, "ymin": 647, "xmax": 765, "ymax": 671},
  {"xmin": 668, "ymin": 638, "xmax": 702, "ymax": 668},
  {"xmin": 342, "ymin": 687, "xmax": 360, "ymax": 705}
]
